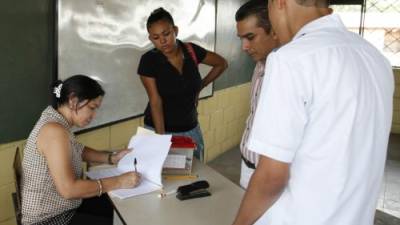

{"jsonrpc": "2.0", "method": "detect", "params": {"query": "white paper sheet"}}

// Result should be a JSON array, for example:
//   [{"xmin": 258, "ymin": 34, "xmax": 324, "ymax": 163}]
[
  {"xmin": 136, "ymin": 126, "xmax": 156, "ymax": 135},
  {"xmin": 118, "ymin": 134, "xmax": 172, "ymax": 186},
  {"xmin": 109, "ymin": 178, "xmax": 161, "ymax": 199},
  {"xmin": 86, "ymin": 133, "xmax": 172, "ymax": 199},
  {"xmin": 163, "ymin": 154, "xmax": 187, "ymax": 169}
]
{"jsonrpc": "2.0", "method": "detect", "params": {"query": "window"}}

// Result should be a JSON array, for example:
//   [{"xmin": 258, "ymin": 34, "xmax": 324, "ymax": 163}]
[{"xmin": 332, "ymin": 0, "xmax": 400, "ymax": 67}]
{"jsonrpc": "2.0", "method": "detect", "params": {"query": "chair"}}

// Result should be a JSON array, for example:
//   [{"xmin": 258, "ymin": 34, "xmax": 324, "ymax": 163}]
[{"xmin": 12, "ymin": 147, "xmax": 22, "ymax": 225}]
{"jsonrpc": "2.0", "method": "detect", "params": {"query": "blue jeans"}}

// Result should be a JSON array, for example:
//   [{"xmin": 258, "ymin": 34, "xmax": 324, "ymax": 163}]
[{"xmin": 144, "ymin": 124, "xmax": 204, "ymax": 162}]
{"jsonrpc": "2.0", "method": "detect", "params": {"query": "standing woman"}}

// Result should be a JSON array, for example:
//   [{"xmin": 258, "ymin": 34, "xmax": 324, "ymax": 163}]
[
  {"xmin": 21, "ymin": 75, "xmax": 141, "ymax": 225},
  {"xmin": 138, "ymin": 8, "xmax": 228, "ymax": 162}
]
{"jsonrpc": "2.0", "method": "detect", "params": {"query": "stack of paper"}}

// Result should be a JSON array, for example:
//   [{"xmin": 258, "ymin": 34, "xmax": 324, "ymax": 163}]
[
  {"xmin": 163, "ymin": 154, "xmax": 187, "ymax": 169},
  {"xmin": 86, "ymin": 133, "xmax": 172, "ymax": 199}
]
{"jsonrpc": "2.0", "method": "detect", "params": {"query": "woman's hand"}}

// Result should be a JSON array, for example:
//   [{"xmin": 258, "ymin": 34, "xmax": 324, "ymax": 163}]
[
  {"xmin": 111, "ymin": 148, "xmax": 132, "ymax": 164},
  {"xmin": 118, "ymin": 172, "xmax": 142, "ymax": 189}
]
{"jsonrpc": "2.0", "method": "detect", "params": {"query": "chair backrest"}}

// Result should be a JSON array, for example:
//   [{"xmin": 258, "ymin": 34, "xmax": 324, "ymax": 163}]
[{"xmin": 12, "ymin": 147, "xmax": 22, "ymax": 225}]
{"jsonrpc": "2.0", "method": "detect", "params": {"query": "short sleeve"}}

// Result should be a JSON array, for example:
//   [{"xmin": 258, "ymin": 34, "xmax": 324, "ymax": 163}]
[
  {"xmin": 246, "ymin": 52, "xmax": 309, "ymax": 163},
  {"xmin": 189, "ymin": 42, "xmax": 207, "ymax": 63},
  {"xmin": 137, "ymin": 51, "xmax": 157, "ymax": 78}
]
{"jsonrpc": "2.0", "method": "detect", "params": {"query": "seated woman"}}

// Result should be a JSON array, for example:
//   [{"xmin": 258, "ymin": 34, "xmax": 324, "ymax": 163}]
[
  {"xmin": 138, "ymin": 8, "xmax": 228, "ymax": 162},
  {"xmin": 20, "ymin": 75, "xmax": 141, "ymax": 225}
]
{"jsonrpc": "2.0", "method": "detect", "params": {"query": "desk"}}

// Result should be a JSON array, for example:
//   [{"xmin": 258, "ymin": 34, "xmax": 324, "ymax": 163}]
[{"xmin": 109, "ymin": 160, "xmax": 244, "ymax": 225}]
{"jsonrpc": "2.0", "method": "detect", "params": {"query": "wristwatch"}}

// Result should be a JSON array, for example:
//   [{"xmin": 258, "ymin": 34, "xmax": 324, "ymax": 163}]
[{"xmin": 108, "ymin": 152, "xmax": 114, "ymax": 165}]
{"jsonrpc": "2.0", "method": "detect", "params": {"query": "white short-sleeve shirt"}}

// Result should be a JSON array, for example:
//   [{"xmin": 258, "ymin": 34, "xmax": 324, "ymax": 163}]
[{"xmin": 247, "ymin": 14, "xmax": 394, "ymax": 225}]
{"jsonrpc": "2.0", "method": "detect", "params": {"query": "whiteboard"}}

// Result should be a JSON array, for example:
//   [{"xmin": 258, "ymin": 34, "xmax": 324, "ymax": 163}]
[{"xmin": 57, "ymin": 0, "xmax": 216, "ymax": 131}]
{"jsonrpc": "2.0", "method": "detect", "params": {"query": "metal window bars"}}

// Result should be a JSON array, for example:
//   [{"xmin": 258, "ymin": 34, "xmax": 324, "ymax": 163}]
[{"xmin": 332, "ymin": 0, "xmax": 400, "ymax": 67}]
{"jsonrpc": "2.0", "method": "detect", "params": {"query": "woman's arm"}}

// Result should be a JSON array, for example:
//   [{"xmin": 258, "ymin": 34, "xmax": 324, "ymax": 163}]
[
  {"xmin": 37, "ymin": 123, "xmax": 140, "ymax": 199},
  {"xmin": 200, "ymin": 51, "xmax": 228, "ymax": 90},
  {"xmin": 82, "ymin": 146, "xmax": 130, "ymax": 165},
  {"xmin": 140, "ymin": 75, "xmax": 165, "ymax": 134}
]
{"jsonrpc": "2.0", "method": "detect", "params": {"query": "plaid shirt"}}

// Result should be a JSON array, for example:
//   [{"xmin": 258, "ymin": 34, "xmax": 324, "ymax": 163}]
[{"xmin": 21, "ymin": 106, "xmax": 84, "ymax": 225}]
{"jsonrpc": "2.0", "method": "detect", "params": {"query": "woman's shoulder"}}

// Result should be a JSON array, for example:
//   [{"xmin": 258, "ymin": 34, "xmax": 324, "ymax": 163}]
[
  {"xmin": 39, "ymin": 122, "xmax": 69, "ymax": 140},
  {"xmin": 142, "ymin": 47, "xmax": 161, "ymax": 59},
  {"xmin": 180, "ymin": 40, "xmax": 207, "ymax": 63},
  {"xmin": 180, "ymin": 40, "xmax": 204, "ymax": 50}
]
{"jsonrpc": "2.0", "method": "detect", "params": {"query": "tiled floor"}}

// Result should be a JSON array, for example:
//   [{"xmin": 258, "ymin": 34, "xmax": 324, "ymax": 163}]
[{"xmin": 208, "ymin": 133, "xmax": 400, "ymax": 224}]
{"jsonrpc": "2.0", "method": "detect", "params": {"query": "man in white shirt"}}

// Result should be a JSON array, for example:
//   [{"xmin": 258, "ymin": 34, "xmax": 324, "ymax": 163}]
[
  {"xmin": 232, "ymin": 0, "xmax": 394, "ymax": 225},
  {"xmin": 235, "ymin": 0, "xmax": 279, "ymax": 189}
]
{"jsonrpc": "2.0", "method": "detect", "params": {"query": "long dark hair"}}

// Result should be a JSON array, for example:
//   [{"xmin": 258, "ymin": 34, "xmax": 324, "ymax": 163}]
[{"xmin": 51, "ymin": 75, "xmax": 105, "ymax": 109}]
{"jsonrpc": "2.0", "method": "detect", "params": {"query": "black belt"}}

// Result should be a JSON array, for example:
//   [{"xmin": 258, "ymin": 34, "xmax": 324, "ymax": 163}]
[{"xmin": 241, "ymin": 154, "xmax": 256, "ymax": 169}]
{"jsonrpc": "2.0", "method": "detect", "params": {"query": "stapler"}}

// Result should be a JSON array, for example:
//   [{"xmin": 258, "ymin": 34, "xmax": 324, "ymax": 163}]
[{"xmin": 176, "ymin": 180, "xmax": 211, "ymax": 201}]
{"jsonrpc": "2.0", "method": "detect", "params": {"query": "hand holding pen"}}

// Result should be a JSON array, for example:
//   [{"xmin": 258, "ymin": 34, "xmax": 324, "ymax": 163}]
[
  {"xmin": 117, "ymin": 157, "xmax": 141, "ymax": 189},
  {"xmin": 118, "ymin": 171, "xmax": 141, "ymax": 188}
]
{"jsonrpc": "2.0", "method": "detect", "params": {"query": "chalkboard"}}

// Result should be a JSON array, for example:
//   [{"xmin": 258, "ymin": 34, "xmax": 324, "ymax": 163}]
[
  {"xmin": 0, "ymin": 0, "xmax": 55, "ymax": 143},
  {"xmin": 57, "ymin": 0, "xmax": 216, "ymax": 131}
]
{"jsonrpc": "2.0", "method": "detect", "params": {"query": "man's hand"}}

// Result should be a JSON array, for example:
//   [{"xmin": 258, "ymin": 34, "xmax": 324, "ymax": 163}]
[{"xmin": 232, "ymin": 155, "xmax": 289, "ymax": 225}]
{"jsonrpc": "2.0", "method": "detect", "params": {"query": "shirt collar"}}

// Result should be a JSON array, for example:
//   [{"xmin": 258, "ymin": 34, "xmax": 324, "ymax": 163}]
[
  {"xmin": 155, "ymin": 39, "xmax": 189, "ymax": 62},
  {"xmin": 293, "ymin": 14, "xmax": 345, "ymax": 40},
  {"xmin": 255, "ymin": 60, "xmax": 266, "ymax": 77},
  {"xmin": 44, "ymin": 106, "xmax": 72, "ymax": 129}
]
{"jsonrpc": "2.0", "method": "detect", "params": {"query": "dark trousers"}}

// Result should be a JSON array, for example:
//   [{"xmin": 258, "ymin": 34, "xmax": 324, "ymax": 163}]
[{"xmin": 69, "ymin": 194, "xmax": 113, "ymax": 225}]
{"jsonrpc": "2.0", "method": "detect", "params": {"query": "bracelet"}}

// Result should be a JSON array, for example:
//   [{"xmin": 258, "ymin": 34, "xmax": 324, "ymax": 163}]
[
  {"xmin": 96, "ymin": 179, "xmax": 103, "ymax": 197},
  {"xmin": 108, "ymin": 152, "xmax": 113, "ymax": 165}
]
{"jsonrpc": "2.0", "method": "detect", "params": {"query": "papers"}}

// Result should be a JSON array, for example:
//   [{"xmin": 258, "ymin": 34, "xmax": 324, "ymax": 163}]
[
  {"xmin": 86, "ymin": 132, "xmax": 172, "ymax": 199},
  {"xmin": 136, "ymin": 127, "xmax": 187, "ymax": 169},
  {"xmin": 85, "ymin": 167, "xmax": 162, "ymax": 199},
  {"xmin": 163, "ymin": 154, "xmax": 186, "ymax": 169},
  {"xmin": 136, "ymin": 126, "xmax": 156, "ymax": 135},
  {"xmin": 119, "ymin": 134, "xmax": 171, "ymax": 186}
]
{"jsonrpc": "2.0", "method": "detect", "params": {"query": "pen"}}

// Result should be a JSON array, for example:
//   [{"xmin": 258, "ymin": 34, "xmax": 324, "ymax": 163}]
[
  {"xmin": 134, "ymin": 158, "xmax": 137, "ymax": 173},
  {"xmin": 163, "ymin": 174, "xmax": 198, "ymax": 180}
]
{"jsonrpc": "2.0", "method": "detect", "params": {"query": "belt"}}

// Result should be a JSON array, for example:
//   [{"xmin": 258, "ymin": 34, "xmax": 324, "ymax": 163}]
[{"xmin": 241, "ymin": 154, "xmax": 256, "ymax": 169}]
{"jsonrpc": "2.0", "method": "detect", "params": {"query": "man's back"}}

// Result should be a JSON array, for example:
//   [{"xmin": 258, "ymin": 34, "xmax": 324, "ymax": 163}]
[{"xmin": 250, "ymin": 14, "xmax": 394, "ymax": 225}]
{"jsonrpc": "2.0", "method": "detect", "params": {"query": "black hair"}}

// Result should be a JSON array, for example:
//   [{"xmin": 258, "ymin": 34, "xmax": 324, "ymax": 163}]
[
  {"xmin": 235, "ymin": 0, "xmax": 272, "ymax": 34},
  {"xmin": 295, "ymin": 0, "xmax": 330, "ymax": 7},
  {"xmin": 146, "ymin": 7, "xmax": 175, "ymax": 30},
  {"xmin": 51, "ymin": 74, "xmax": 105, "ymax": 109}
]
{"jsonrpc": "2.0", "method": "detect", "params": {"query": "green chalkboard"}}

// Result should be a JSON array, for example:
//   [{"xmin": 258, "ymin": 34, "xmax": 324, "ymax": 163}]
[{"xmin": 0, "ymin": 0, "xmax": 55, "ymax": 143}]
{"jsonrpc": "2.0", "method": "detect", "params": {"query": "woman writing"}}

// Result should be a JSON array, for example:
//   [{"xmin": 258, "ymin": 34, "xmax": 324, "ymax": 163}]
[
  {"xmin": 21, "ymin": 75, "xmax": 141, "ymax": 225},
  {"xmin": 138, "ymin": 8, "xmax": 228, "ymax": 162}
]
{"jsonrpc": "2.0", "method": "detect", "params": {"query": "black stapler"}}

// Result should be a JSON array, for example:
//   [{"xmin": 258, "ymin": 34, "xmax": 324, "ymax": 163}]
[{"xmin": 176, "ymin": 180, "xmax": 211, "ymax": 201}]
